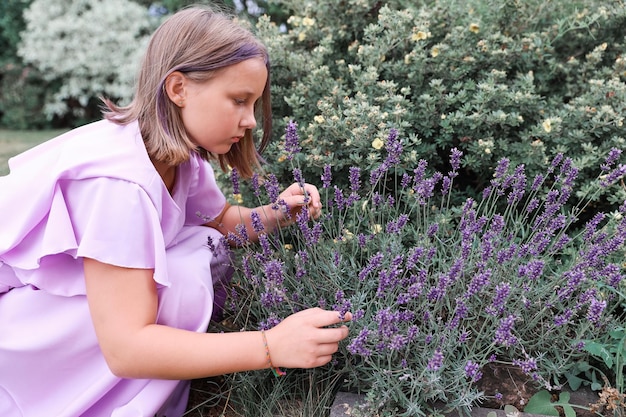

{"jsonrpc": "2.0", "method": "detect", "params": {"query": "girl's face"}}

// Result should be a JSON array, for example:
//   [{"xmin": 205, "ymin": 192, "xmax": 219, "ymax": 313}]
[{"xmin": 179, "ymin": 58, "xmax": 268, "ymax": 154}]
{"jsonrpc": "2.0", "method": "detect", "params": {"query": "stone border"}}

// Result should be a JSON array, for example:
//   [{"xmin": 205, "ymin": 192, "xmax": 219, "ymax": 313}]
[{"xmin": 330, "ymin": 388, "xmax": 601, "ymax": 417}]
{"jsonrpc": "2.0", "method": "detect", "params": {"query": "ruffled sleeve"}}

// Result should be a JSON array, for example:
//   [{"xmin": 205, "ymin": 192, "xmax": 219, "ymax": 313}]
[
  {"xmin": 183, "ymin": 153, "xmax": 227, "ymax": 225},
  {"xmin": 0, "ymin": 177, "xmax": 171, "ymax": 296}
]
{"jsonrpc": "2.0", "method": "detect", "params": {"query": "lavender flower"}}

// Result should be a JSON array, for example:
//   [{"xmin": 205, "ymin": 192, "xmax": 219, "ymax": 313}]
[
  {"xmin": 264, "ymin": 173, "xmax": 280, "ymax": 205},
  {"xmin": 507, "ymin": 165, "xmax": 526, "ymax": 204},
  {"xmin": 441, "ymin": 176, "xmax": 452, "ymax": 196},
  {"xmin": 292, "ymin": 167, "xmax": 305, "ymax": 187},
  {"xmin": 230, "ymin": 167, "xmax": 240, "ymax": 195},
  {"xmin": 486, "ymin": 282, "xmax": 510, "ymax": 316},
  {"xmin": 426, "ymin": 349, "xmax": 444, "ymax": 371},
  {"xmin": 493, "ymin": 157, "xmax": 510, "ymax": 182},
  {"xmin": 601, "ymin": 148, "xmax": 622, "ymax": 171},
  {"xmin": 321, "ymin": 164, "xmax": 332, "ymax": 188},
  {"xmin": 234, "ymin": 224, "xmax": 249, "ymax": 242},
  {"xmin": 553, "ymin": 309, "xmax": 573, "ymax": 327},
  {"xmin": 465, "ymin": 269, "xmax": 492, "ymax": 298},
  {"xmin": 586, "ymin": 297, "xmax": 606, "ymax": 325},
  {"xmin": 359, "ymin": 252, "xmax": 384, "ymax": 281},
  {"xmin": 401, "ymin": 173, "xmax": 412, "ymax": 188},
  {"xmin": 347, "ymin": 328, "xmax": 372, "ymax": 357},
  {"xmin": 251, "ymin": 172, "xmax": 261, "ymax": 197},
  {"xmin": 333, "ymin": 290, "xmax": 352, "ymax": 321},
  {"xmin": 349, "ymin": 166, "xmax": 361, "ymax": 193},
  {"xmin": 450, "ymin": 148, "xmax": 463, "ymax": 172},
  {"xmin": 386, "ymin": 214, "xmax": 409, "ymax": 234},
  {"xmin": 600, "ymin": 164, "xmax": 626, "ymax": 187},
  {"xmin": 384, "ymin": 128, "xmax": 402, "ymax": 166},
  {"xmin": 413, "ymin": 160, "xmax": 428, "ymax": 184},
  {"xmin": 464, "ymin": 360, "xmax": 483, "ymax": 382},
  {"xmin": 527, "ymin": 166, "xmax": 543, "ymax": 188},
  {"xmin": 517, "ymin": 259, "xmax": 544, "ymax": 281},
  {"xmin": 284, "ymin": 120, "xmax": 301, "ymax": 160},
  {"xmin": 493, "ymin": 315, "xmax": 518, "ymax": 347},
  {"xmin": 513, "ymin": 357, "xmax": 537, "ymax": 375},
  {"xmin": 250, "ymin": 210, "xmax": 265, "ymax": 233},
  {"xmin": 261, "ymin": 260, "xmax": 286, "ymax": 308}
]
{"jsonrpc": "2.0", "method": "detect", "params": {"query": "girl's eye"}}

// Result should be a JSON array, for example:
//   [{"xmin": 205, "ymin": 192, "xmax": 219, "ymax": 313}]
[{"xmin": 234, "ymin": 98, "xmax": 246, "ymax": 105}]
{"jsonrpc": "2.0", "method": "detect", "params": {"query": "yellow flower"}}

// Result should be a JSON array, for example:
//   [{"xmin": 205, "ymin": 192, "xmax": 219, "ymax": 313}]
[
  {"xmin": 431, "ymin": 47, "xmax": 440, "ymax": 57},
  {"xmin": 542, "ymin": 119, "xmax": 552, "ymax": 133},
  {"xmin": 411, "ymin": 30, "xmax": 430, "ymax": 41},
  {"xmin": 284, "ymin": 244, "xmax": 293, "ymax": 251},
  {"xmin": 302, "ymin": 17, "xmax": 315, "ymax": 27},
  {"xmin": 372, "ymin": 224, "xmax": 382, "ymax": 234},
  {"xmin": 233, "ymin": 193, "xmax": 244, "ymax": 204},
  {"xmin": 298, "ymin": 32, "xmax": 307, "ymax": 42},
  {"xmin": 469, "ymin": 23, "xmax": 480, "ymax": 33},
  {"xmin": 277, "ymin": 154, "xmax": 287, "ymax": 163},
  {"xmin": 314, "ymin": 115, "xmax": 325, "ymax": 123},
  {"xmin": 372, "ymin": 138, "xmax": 384, "ymax": 150}
]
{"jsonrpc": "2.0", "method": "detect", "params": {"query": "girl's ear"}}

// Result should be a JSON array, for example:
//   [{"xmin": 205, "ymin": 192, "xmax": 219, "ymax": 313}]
[{"xmin": 164, "ymin": 71, "xmax": 187, "ymax": 107}]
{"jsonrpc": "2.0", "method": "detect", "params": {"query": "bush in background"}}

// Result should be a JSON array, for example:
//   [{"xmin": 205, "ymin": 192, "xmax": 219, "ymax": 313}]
[
  {"xmin": 0, "ymin": 0, "xmax": 51, "ymax": 129},
  {"xmin": 16, "ymin": 0, "xmax": 155, "ymax": 125},
  {"xmin": 245, "ymin": 0, "xmax": 626, "ymax": 216}
]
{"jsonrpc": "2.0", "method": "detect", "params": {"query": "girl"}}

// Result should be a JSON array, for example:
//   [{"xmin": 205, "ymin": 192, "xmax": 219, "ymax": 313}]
[{"xmin": 0, "ymin": 6, "xmax": 351, "ymax": 417}]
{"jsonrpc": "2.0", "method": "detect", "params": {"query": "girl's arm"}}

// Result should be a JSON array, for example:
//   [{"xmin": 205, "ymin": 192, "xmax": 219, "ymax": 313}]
[
  {"xmin": 206, "ymin": 182, "xmax": 322, "ymax": 242},
  {"xmin": 84, "ymin": 257, "xmax": 349, "ymax": 380}
]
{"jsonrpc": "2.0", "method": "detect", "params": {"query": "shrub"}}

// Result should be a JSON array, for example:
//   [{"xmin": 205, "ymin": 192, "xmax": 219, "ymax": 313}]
[
  {"xmin": 244, "ymin": 0, "xmax": 626, "ymax": 215},
  {"xmin": 217, "ymin": 121, "xmax": 626, "ymax": 416},
  {"xmin": 17, "ymin": 0, "xmax": 155, "ymax": 124},
  {"xmin": 0, "ymin": 64, "xmax": 57, "ymax": 129}
]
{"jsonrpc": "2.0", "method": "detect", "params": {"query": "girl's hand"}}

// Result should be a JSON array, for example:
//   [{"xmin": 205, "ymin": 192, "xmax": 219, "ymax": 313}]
[
  {"xmin": 277, "ymin": 182, "xmax": 322, "ymax": 224},
  {"xmin": 264, "ymin": 308, "xmax": 352, "ymax": 369}
]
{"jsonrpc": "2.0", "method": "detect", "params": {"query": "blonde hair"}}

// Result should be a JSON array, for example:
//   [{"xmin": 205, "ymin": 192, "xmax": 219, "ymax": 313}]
[{"xmin": 102, "ymin": 5, "xmax": 272, "ymax": 178}]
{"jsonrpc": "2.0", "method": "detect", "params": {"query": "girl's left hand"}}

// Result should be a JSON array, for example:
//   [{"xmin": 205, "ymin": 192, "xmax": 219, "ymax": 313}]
[{"xmin": 278, "ymin": 182, "xmax": 322, "ymax": 222}]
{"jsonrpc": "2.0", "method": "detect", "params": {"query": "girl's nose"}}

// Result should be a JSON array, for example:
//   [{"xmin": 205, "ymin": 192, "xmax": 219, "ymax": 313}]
[{"xmin": 241, "ymin": 107, "xmax": 257, "ymax": 129}]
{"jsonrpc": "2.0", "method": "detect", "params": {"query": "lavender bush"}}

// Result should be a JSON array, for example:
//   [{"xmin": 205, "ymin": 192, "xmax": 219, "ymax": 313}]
[{"xmin": 213, "ymin": 122, "xmax": 626, "ymax": 416}]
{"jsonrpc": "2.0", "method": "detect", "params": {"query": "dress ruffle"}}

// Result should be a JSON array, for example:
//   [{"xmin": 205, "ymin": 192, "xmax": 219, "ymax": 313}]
[{"xmin": 0, "ymin": 119, "xmax": 226, "ymax": 296}]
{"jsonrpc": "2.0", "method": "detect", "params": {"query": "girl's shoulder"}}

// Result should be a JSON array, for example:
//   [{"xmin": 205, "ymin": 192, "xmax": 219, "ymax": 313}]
[{"xmin": 7, "ymin": 119, "xmax": 158, "ymax": 189}]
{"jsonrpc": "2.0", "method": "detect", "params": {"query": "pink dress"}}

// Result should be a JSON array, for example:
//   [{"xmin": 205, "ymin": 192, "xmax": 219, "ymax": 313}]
[{"xmin": 0, "ymin": 120, "xmax": 231, "ymax": 416}]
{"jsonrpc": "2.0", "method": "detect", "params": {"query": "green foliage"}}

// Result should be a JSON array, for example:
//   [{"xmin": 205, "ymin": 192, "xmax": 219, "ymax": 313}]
[
  {"xmin": 17, "ymin": 0, "xmax": 156, "ymax": 124},
  {"xmin": 250, "ymin": 0, "xmax": 626, "ymax": 214},
  {"xmin": 0, "ymin": 0, "xmax": 32, "ymax": 65},
  {"xmin": 525, "ymin": 390, "xmax": 577, "ymax": 417},
  {"xmin": 0, "ymin": 64, "xmax": 55, "ymax": 129}
]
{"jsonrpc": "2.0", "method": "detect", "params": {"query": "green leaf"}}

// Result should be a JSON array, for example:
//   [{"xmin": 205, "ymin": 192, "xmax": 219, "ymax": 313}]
[
  {"xmin": 557, "ymin": 392, "xmax": 576, "ymax": 417},
  {"xmin": 525, "ymin": 390, "xmax": 559, "ymax": 416},
  {"xmin": 583, "ymin": 341, "xmax": 615, "ymax": 368},
  {"xmin": 564, "ymin": 373, "xmax": 585, "ymax": 391}
]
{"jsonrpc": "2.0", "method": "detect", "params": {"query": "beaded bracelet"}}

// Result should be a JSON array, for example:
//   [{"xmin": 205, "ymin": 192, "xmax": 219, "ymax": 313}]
[{"xmin": 261, "ymin": 330, "xmax": 286, "ymax": 377}]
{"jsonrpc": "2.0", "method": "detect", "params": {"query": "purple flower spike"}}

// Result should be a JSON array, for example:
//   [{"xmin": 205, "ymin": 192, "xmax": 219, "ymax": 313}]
[
  {"xmin": 464, "ymin": 360, "xmax": 483, "ymax": 382},
  {"xmin": 284, "ymin": 120, "xmax": 301, "ymax": 160},
  {"xmin": 450, "ymin": 148, "xmax": 463, "ymax": 172},
  {"xmin": 230, "ymin": 167, "xmax": 240, "ymax": 195},
  {"xmin": 426, "ymin": 348, "xmax": 444, "ymax": 371},
  {"xmin": 321, "ymin": 164, "xmax": 332, "ymax": 188}
]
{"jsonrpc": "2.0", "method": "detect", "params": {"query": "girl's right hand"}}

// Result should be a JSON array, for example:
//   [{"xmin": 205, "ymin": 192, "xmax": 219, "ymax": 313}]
[{"xmin": 264, "ymin": 307, "xmax": 352, "ymax": 369}]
